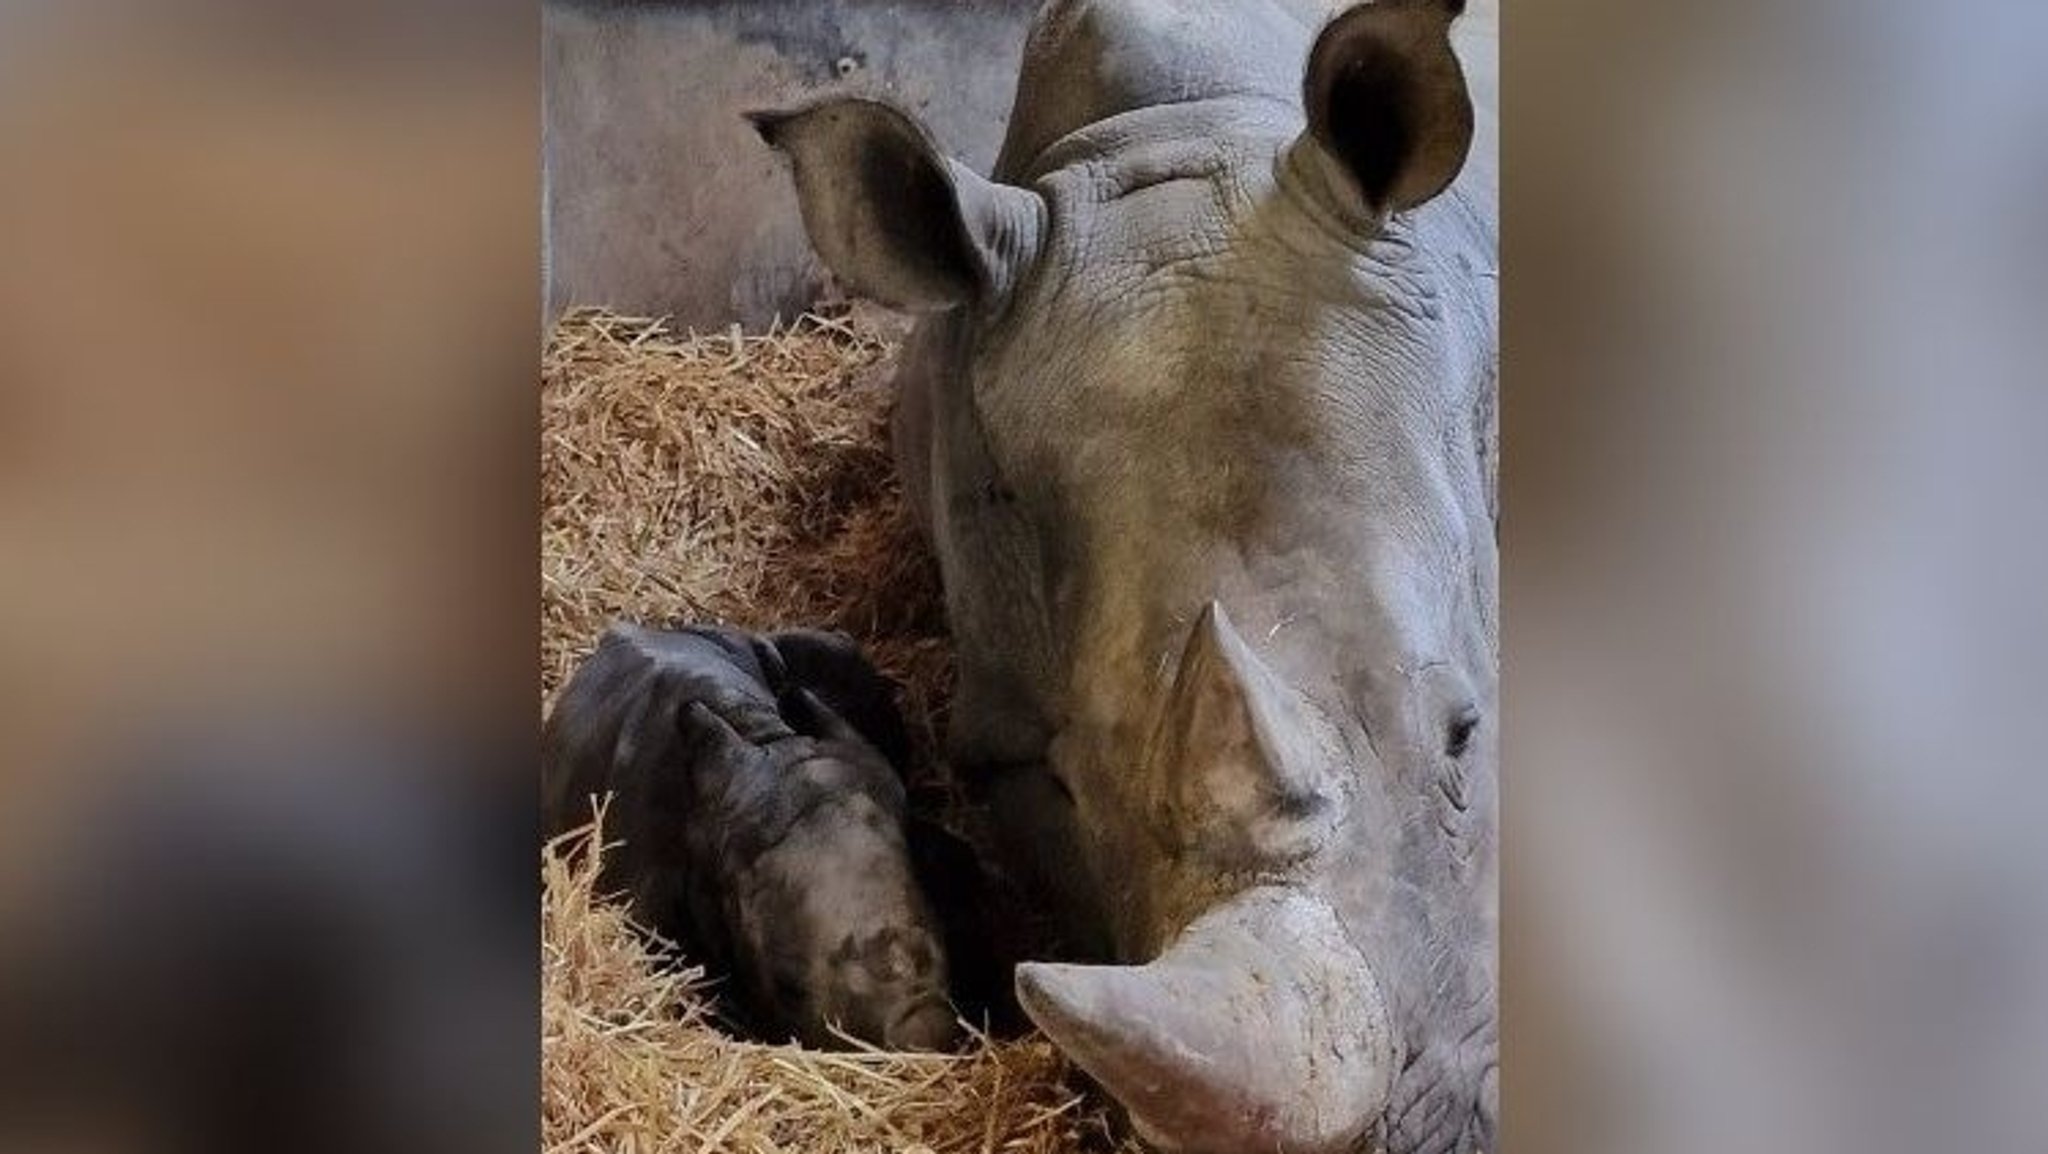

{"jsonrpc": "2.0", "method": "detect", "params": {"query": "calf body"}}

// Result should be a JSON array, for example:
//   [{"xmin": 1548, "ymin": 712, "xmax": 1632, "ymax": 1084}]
[{"xmin": 544, "ymin": 624, "xmax": 957, "ymax": 1050}]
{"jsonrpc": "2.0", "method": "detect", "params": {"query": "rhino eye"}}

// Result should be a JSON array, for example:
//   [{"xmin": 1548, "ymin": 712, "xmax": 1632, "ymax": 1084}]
[{"xmin": 1444, "ymin": 707, "xmax": 1480, "ymax": 760}]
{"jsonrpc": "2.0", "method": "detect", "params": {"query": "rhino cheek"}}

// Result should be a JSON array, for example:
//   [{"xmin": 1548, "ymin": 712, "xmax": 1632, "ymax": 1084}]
[{"xmin": 722, "ymin": 863, "xmax": 812, "ymax": 1038}]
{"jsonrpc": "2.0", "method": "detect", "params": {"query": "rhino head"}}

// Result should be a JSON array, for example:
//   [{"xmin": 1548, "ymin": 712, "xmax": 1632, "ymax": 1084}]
[{"xmin": 757, "ymin": 1, "xmax": 1495, "ymax": 1149}]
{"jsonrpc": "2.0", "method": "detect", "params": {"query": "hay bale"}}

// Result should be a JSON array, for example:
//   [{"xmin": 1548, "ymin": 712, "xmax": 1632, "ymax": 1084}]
[
  {"xmin": 540, "ymin": 309, "xmax": 1135, "ymax": 1152},
  {"xmin": 543, "ymin": 306, "xmax": 951, "ymax": 782}
]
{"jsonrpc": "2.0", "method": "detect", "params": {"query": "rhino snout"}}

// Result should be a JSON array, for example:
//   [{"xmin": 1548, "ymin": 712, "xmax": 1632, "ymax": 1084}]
[{"xmin": 813, "ymin": 921, "xmax": 957, "ymax": 1050}]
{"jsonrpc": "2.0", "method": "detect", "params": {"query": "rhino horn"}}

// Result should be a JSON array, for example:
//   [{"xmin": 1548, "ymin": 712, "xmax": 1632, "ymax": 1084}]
[
  {"xmin": 1016, "ymin": 887, "xmax": 1396, "ymax": 1154},
  {"xmin": 1150, "ymin": 602, "xmax": 1337, "ymax": 856}
]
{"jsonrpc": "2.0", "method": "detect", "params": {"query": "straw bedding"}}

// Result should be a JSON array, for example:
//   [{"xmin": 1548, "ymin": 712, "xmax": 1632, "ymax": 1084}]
[
  {"xmin": 541, "ymin": 307, "xmax": 948, "ymax": 769},
  {"xmin": 541, "ymin": 308, "xmax": 1135, "ymax": 1153}
]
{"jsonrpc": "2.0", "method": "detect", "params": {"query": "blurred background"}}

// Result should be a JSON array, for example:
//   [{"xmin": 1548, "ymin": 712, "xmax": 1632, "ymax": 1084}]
[
  {"xmin": 1503, "ymin": 1, "xmax": 2048, "ymax": 1152},
  {"xmin": 0, "ymin": 2, "xmax": 537, "ymax": 1152},
  {"xmin": 0, "ymin": 1, "xmax": 2043, "ymax": 1152}
]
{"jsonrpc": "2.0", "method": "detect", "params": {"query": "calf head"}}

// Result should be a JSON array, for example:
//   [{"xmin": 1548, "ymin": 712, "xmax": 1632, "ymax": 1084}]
[
  {"xmin": 680, "ymin": 692, "xmax": 958, "ymax": 1052},
  {"xmin": 546, "ymin": 627, "xmax": 958, "ymax": 1052},
  {"xmin": 761, "ymin": 0, "xmax": 1493, "ymax": 1149}
]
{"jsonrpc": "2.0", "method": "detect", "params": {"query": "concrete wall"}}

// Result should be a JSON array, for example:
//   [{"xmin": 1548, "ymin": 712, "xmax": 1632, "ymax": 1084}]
[{"xmin": 544, "ymin": 0, "xmax": 1036, "ymax": 331}]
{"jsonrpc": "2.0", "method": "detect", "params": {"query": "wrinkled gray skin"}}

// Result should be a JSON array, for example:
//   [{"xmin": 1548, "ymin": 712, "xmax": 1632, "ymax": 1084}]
[
  {"xmin": 758, "ymin": 0, "xmax": 1494, "ymax": 1149},
  {"xmin": 543, "ymin": 624, "xmax": 958, "ymax": 1051}
]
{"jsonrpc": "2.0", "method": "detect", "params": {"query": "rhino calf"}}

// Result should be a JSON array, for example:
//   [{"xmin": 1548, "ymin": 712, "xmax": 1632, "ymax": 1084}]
[{"xmin": 544, "ymin": 623, "xmax": 959, "ymax": 1051}]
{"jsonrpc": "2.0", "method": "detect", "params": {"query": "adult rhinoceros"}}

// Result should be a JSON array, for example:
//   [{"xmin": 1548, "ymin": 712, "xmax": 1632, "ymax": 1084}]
[{"xmin": 757, "ymin": 0, "xmax": 1495, "ymax": 1150}]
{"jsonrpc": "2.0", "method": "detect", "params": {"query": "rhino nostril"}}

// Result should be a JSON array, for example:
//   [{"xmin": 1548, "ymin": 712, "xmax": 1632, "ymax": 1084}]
[{"xmin": 885, "ymin": 996, "xmax": 959, "ymax": 1050}]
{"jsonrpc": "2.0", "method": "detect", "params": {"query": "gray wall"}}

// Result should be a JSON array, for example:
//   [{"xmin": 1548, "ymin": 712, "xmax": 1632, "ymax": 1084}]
[{"xmin": 544, "ymin": 0, "xmax": 1036, "ymax": 330}]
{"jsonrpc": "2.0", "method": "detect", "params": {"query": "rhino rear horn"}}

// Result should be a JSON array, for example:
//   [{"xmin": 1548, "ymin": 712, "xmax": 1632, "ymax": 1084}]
[{"xmin": 1016, "ymin": 887, "xmax": 1396, "ymax": 1154}]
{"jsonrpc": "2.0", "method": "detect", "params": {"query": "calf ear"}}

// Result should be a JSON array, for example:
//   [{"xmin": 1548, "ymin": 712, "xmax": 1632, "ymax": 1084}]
[
  {"xmin": 751, "ymin": 98, "xmax": 1043, "ymax": 312},
  {"xmin": 783, "ymin": 688, "xmax": 870, "ymax": 751},
  {"xmin": 1298, "ymin": 0, "xmax": 1473, "ymax": 219},
  {"xmin": 676, "ymin": 701, "xmax": 752, "ymax": 788}
]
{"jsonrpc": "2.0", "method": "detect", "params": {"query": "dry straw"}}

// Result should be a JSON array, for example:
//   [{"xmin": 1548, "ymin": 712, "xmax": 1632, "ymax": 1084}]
[
  {"xmin": 540, "ymin": 309, "xmax": 1135, "ymax": 1152},
  {"xmin": 542, "ymin": 307, "xmax": 953, "ymax": 777},
  {"xmin": 542, "ymin": 820, "xmax": 1121, "ymax": 1154}
]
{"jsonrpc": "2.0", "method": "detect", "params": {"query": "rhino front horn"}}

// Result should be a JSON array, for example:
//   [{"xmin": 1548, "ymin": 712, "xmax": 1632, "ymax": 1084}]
[{"xmin": 1015, "ymin": 887, "xmax": 1396, "ymax": 1154}]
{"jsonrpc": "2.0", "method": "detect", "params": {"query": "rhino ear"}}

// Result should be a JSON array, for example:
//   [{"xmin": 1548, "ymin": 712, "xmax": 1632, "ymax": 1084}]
[
  {"xmin": 751, "ymin": 98, "xmax": 1043, "ymax": 312},
  {"xmin": 783, "ymin": 688, "xmax": 869, "ymax": 750},
  {"xmin": 1299, "ymin": 0, "xmax": 1474, "ymax": 219}
]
